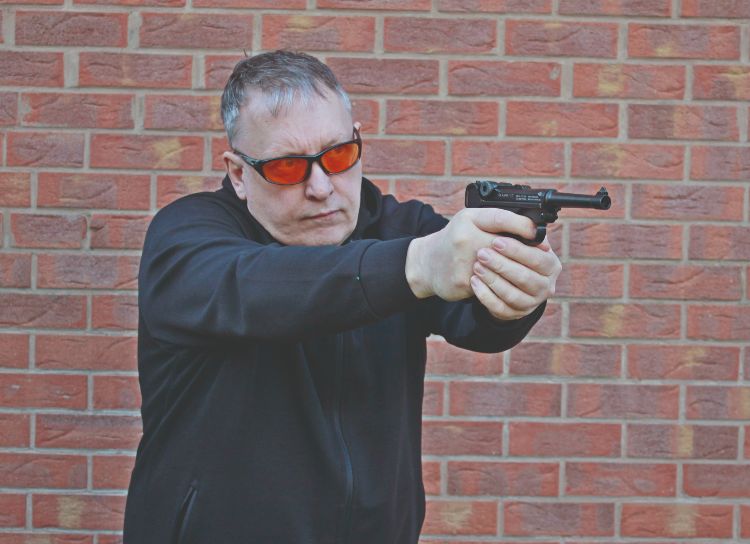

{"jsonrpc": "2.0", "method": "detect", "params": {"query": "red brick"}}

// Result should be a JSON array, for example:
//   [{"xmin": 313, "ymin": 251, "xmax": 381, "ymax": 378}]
[
  {"xmin": 687, "ymin": 386, "xmax": 750, "ymax": 420},
  {"xmin": 351, "ymin": 99, "xmax": 378, "ymax": 133},
  {"xmin": 0, "ymin": 92, "xmax": 17, "ymax": 125},
  {"xmin": 450, "ymin": 382, "xmax": 560, "ymax": 417},
  {"xmin": 629, "ymin": 24, "xmax": 740, "ymax": 60},
  {"xmin": 570, "ymin": 303, "xmax": 680, "ymax": 339},
  {"xmin": 140, "ymin": 13, "xmax": 252, "ymax": 49},
  {"xmin": 453, "ymin": 141, "xmax": 563, "ymax": 177},
  {"xmin": 79, "ymin": 53, "xmax": 192, "ymax": 89},
  {"xmin": 683, "ymin": 0, "xmax": 750, "ymax": 18},
  {"xmin": 0, "ymin": 495, "xmax": 25, "ymax": 527},
  {"xmin": 0, "ymin": 374, "xmax": 87, "ymax": 410},
  {"xmin": 0, "ymin": 52, "xmax": 63, "ymax": 87},
  {"xmin": 689, "ymin": 225, "xmax": 750, "ymax": 260},
  {"xmin": 384, "ymin": 16, "xmax": 494, "ymax": 54},
  {"xmin": 93, "ymin": 455, "xmax": 134, "ymax": 490},
  {"xmin": 144, "ymin": 94, "xmax": 221, "ymax": 131},
  {"xmin": 567, "ymin": 462, "xmax": 676, "ymax": 497},
  {"xmin": 0, "ymin": 533, "xmax": 91, "ymax": 543},
  {"xmin": 91, "ymin": 134, "xmax": 203, "ymax": 170},
  {"xmin": 688, "ymin": 305, "xmax": 750, "ymax": 341},
  {"xmin": 507, "ymin": 20, "xmax": 618, "ymax": 58},
  {"xmin": 684, "ymin": 464, "xmax": 750, "ymax": 497},
  {"xmin": 0, "ymin": 173, "xmax": 29, "ymax": 207},
  {"xmin": 507, "ymin": 101, "xmax": 618, "ymax": 137},
  {"xmin": 630, "ymin": 104, "xmax": 738, "ymax": 141},
  {"xmin": 20, "ymin": 93, "xmax": 133, "ymax": 129},
  {"xmin": 448, "ymin": 461, "xmax": 558, "ymax": 496},
  {"xmin": 631, "ymin": 264, "xmax": 741, "ymax": 300},
  {"xmin": 422, "ymin": 500, "xmax": 497, "ymax": 535},
  {"xmin": 528, "ymin": 301, "xmax": 562, "ymax": 337},
  {"xmin": 509, "ymin": 342, "xmax": 620, "ymax": 378},
  {"xmin": 97, "ymin": 536, "xmax": 122, "ymax": 544},
  {"xmin": 363, "ymin": 139, "xmax": 444, "ymax": 175},
  {"xmin": 76, "ymin": 0, "xmax": 182, "ymax": 5},
  {"xmin": 744, "ymin": 505, "xmax": 750, "ymax": 538},
  {"xmin": 509, "ymin": 422, "xmax": 620, "ymax": 457},
  {"xmin": 621, "ymin": 503, "xmax": 733, "ymax": 538},
  {"xmin": 691, "ymin": 145, "xmax": 750, "ymax": 180},
  {"xmin": 449, "ymin": 60, "xmax": 561, "ymax": 97},
  {"xmin": 392, "ymin": 179, "xmax": 464, "ymax": 216},
  {"xmin": 7, "ymin": 132, "xmax": 84, "ymax": 168},
  {"xmin": 36, "ymin": 335, "xmax": 137, "ymax": 372},
  {"xmin": 11, "ymin": 214, "xmax": 86, "ymax": 249},
  {"xmin": 561, "ymin": 0, "xmax": 670, "ymax": 15},
  {"xmin": 92, "ymin": 295, "xmax": 138, "ymax": 330},
  {"xmin": 263, "ymin": 15, "xmax": 374, "ymax": 52},
  {"xmin": 438, "ymin": 0, "xmax": 550, "ymax": 12},
  {"xmin": 318, "ymin": 0, "xmax": 428, "ymax": 8},
  {"xmin": 569, "ymin": 384, "xmax": 679, "ymax": 419},
  {"xmin": 627, "ymin": 424, "xmax": 738, "ymax": 459},
  {"xmin": 574, "ymin": 63, "xmax": 685, "ymax": 99},
  {"xmin": 33, "ymin": 495, "xmax": 125, "ymax": 530},
  {"xmin": 0, "ymin": 335, "xmax": 28, "ymax": 369},
  {"xmin": 386, "ymin": 100, "xmax": 497, "ymax": 136},
  {"xmin": 0, "ymin": 295, "xmax": 86, "ymax": 329},
  {"xmin": 205, "ymin": 55, "xmax": 241, "ymax": 89},
  {"xmin": 326, "ymin": 58, "xmax": 439, "ymax": 95},
  {"xmin": 572, "ymin": 143, "xmax": 684, "ymax": 180},
  {"xmin": 422, "ymin": 381, "xmax": 443, "ymax": 416},
  {"xmin": 157, "ymin": 175, "xmax": 221, "ymax": 208},
  {"xmin": 556, "ymin": 263, "xmax": 623, "ymax": 298},
  {"xmin": 505, "ymin": 502, "xmax": 614, "ymax": 536},
  {"xmin": 694, "ymin": 66, "xmax": 750, "ymax": 100},
  {"xmin": 16, "ymin": 11, "xmax": 127, "ymax": 47},
  {"xmin": 0, "ymin": 454, "xmax": 86, "ymax": 489},
  {"xmin": 422, "ymin": 421, "xmax": 502, "ymax": 456},
  {"xmin": 422, "ymin": 461, "xmax": 440, "ymax": 495},
  {"xmin": 36, "ymin": 414, "xmax": 141, "ymax": 450},
  {"xmin": 94, "ymin": 375, "xmax": 140, "ymax": 410},
  {"xmin": 629, "ymin": 345, "xmax": 740, "ymax": 381},
  {"xmin": 193, "ymin": 0, "xmax": 301, "ymax": 6},
  {"xmin": 0, "ymin": 255, "xmax": 31, "ymax": 289},
  {"xmin": 38, "ymin": 173, "xmax": 150, "ymax": 210},
  {"xmin": 0, "ymin": 415, "xmax": 30, "ymax": 448},
  {"xmin": 634, "ymin": 184, "xmax": 744, "ymax": 221},
  {"xmin": 211, "ymin": 135, "xmax": 229, "ymax": 171},
  {"xmin": 37, "ymin": 254, "xmax": 139, "ymax": 290},
  {"xmin": 89, "ymin": 214, "xmax": 151, "ymax": 250},
  {"xmin": 426, "ymin": 339, "xmax": 503, "ymax": 376}
]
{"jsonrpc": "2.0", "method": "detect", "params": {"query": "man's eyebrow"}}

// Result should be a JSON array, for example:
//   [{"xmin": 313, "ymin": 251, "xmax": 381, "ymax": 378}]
[{"xmin": 269, "ymin": 133, "xmax": 350, "ymax": 157}]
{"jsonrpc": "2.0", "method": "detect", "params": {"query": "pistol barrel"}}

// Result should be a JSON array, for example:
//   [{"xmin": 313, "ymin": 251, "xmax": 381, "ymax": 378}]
[{"xmin": 544, "ymin": 187, "xmax": 611, "ymax": 210}]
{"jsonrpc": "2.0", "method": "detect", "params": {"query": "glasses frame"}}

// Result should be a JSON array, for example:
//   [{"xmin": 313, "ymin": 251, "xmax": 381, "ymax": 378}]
[{"xmin": 233, "ymin": 127, "xmax": 362, "ymax": 186}]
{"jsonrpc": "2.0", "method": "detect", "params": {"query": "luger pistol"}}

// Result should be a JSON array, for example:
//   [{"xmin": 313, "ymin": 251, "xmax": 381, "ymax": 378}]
[{"xmin": 465, "ymin": 181, "xmax": 612, "ymax": 246}]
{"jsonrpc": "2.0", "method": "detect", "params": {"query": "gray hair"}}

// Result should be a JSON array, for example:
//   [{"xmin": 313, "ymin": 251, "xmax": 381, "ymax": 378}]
[{"xmin": 221, "ymin": 50, "xmax": 352, "ymax": 147}]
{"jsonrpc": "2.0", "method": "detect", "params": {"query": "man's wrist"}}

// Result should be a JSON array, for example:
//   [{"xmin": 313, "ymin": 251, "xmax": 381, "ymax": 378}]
[{"xmin": 405, "ymin": 237, "xmax": 433, "ymax": 299}]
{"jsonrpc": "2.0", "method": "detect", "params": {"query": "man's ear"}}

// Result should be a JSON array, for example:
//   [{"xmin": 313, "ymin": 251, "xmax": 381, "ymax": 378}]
[
  {"xmin": 354, "ymin": 120, "xmax": 361, "ymax": 133},
  {"xmin": 223, "ymin": 151, "xmax": 247, "ymax": 201}
]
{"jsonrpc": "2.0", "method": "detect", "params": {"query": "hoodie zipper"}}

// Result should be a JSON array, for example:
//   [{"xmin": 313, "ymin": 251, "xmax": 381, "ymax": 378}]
[{"xmin": 333, "ymin": 334, "xmax": 353, "ymax": 544}]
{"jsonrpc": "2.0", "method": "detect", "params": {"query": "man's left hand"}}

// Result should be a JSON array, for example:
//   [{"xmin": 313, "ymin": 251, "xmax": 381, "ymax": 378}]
[{"xmin": 470, "ymin": 236, "xmax": 562, "ymax": 321}]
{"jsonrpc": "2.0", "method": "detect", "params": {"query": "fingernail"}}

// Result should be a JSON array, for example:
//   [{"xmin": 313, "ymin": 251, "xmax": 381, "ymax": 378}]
[
  {"xmin": 474, "ymin": 262, "xmax": 486, "ymax": 276},
  {"xmin": 477, "ymin": 248, "xmax": 491, "ymax": 263},
  {"xmin": 492, "ymin": 238, "xmax": 507, "ymax": 251}
]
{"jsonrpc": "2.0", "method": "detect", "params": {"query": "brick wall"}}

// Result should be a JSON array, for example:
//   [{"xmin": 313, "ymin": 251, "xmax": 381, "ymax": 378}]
[{"xmin": 0, "ymin": 0, "xmax": 748, "ymax": 542}]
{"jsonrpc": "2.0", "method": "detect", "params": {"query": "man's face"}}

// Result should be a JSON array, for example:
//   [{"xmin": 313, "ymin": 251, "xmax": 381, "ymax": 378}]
[{"xmin": 224, "ymin": 89, "xmax": 362, "ymax": 246}]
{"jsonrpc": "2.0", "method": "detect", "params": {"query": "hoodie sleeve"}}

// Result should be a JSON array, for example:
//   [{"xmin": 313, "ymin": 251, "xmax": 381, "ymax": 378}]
[{"xmin": 138, "ymin": 195, "xmax": 419, "ymax": 346}]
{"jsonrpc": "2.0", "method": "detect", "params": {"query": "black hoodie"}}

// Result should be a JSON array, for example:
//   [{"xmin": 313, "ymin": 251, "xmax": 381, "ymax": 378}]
[{"xmin": 123, "ymin": 176, "xmax": 545, "ymax": 544}]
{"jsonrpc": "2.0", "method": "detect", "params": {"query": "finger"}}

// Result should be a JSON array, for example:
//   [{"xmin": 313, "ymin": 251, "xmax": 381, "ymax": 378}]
[
  {"xmin": 464, "ymin": 208, "xmax": 537, "ymax": 241},
  {"xmin": 473, "ymin": 261, "xmax": 540, "ymax": 311},
  {"xmin": 470, "ymin": 275, "xmax": 528, "ymax": 320},
  {"xmin": 491, "ymin": 237, "xmax": 561, "ymax": 278},
  {"xmin": 476, "ymin": 248, "xmax": 549, "ymax": 298}
]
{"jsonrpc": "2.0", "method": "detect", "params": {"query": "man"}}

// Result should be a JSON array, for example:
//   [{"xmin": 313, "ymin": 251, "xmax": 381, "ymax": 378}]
[{"xmin": 124, "ymin": 50, "xmax": 561, "ymax": 543}]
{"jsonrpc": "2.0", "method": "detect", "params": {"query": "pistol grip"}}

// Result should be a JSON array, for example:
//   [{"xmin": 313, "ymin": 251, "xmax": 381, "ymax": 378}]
[{"xmin": 503, "ymin": 225, "xmax": 546, "ymax": 246}]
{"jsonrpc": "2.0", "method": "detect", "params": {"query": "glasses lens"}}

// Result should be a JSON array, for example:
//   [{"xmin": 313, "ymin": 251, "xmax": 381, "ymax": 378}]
[
  {"xmin": 262, "ymin": 158, "xmax": 308, "ymax": 185},
  {"xmin": 321, "ymin": 142, "xmax": 360, "ymax": 174}
]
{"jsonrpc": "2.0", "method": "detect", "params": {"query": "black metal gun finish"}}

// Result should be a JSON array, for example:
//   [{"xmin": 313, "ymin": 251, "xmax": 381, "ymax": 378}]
[{"xmin": 465, "ymin": 181, "xmax": 612, "ymax": 245}]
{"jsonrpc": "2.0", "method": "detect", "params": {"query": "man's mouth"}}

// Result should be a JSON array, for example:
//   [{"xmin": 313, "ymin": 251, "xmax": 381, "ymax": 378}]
[{"xmin": 306, "ymin": 210, "xmax": 339, "ymax": 220}]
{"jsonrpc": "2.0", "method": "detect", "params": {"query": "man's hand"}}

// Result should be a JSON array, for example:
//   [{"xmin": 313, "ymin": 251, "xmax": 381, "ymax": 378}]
[{"xmin": 470, "ymin": 236, "xmax": 561, "ymax": 321}]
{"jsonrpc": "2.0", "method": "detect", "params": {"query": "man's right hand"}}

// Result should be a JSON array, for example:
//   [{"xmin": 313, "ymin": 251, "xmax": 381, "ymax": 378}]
[{"xmin": 404, "ymin": 207, "xmax": 539, "ymax": 301}]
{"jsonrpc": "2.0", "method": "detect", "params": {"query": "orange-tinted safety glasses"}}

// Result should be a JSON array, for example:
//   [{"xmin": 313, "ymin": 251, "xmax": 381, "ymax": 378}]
[{"xmin": 233, "ymin": 127, "xmax": 362, "ymax": 186}]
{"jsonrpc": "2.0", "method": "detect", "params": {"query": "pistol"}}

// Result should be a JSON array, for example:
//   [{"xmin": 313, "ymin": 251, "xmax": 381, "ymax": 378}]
[{"xmin": 465, "ymin": 181, "xmax": 612, "ymax": 245}]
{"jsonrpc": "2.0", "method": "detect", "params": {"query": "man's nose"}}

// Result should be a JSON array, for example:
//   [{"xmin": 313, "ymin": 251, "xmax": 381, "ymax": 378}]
[{"xmin": 304, "ymin": 162, "xmax": 334, "ymax": 200}]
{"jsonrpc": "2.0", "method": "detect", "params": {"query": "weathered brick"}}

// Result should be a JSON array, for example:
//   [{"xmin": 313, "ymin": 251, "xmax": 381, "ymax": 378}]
[
  {"xmin": 507, "ymin": 20, "xmax": 618, "ymax": 57},
  {"xmin": 94, "ymin": 375, "xmax": 140, "ymax": 410},
  {"xmin": 422, "ymin": 381, "xmax": 443, "ymax": 416},
  {"xmin": 422, "ymin": 421, "xmax": 503, "ymax": 455},
  {"xmin": 572, "ymin": 143, "xmax": 684, "ymax": 180},
  {"xmin": 384, "ymin": 17, "xmax": 495, "ymax": 53},
  {"xmin": 450, "ymin": 382, "xmax": 560, "ymax": 417},
  {"xmin": 363, "ymin": 139, "xmax": 445, "ymax": 175},
  {"xmin": 743, "ymin": 505, "xmax": 750, "ymax": 538},
  {"xmin": 628, "ymin": 345, "xmax": 740, "ymax": 381},
  {"xmin": 0, "ymin": 92, "xmax": 18, "ymax": 125},
  {"xmin": 393, "ymin": 180, "xmax": 464, "ymax": 216},
  {"xmin": 684, "ymin": 464, "xmax": 750, "ymax": 497},
  {"xmin": 422, "ymin": 500, "xmax": 497, "ymax": 535},
  {"xmin": 140, "ymin": 13, "xmax": 253, "ymax": 49},
  {"xmin": 91, "ymin": 295, "xmax": 138, "ymax": 330},
  {"xmin": 79, "ymin": 53, "xmax": 192, "ymax": 89},
  {"xmin": 351, "ymin": 99, "xmax": 378, "ymax": 133},
  {"xmin": 0, "ymin": 255, "xmax": 32, "ymax": 289},
  {"xmin": 633, "ymin": 184, "xmax": 744, "ymax": 221},
  {"xmin": 33, "ymin": 495, "xmax": 126, "ymax": 530},
  {"xmin": 386, "ymin": 100, "xmax": 498, "ymax": 136},
  {"xmin": 426, "ymin": 339, "xmax": 503, "ymax": 376},
  {"xmin": 574, "ymin": 63, "xmax": 685, "ymax": 99},
  {"xmin": 0, "ymin": 453, "xmax": 87, "ymax": 489},
  {"xmin": 449, "ymin": 60, "xmax": 561, "ymax": 97},
  {"xmin": 157, "ymin": 175, "xmax": 222, "ymax": 208},
  {"xmin": 694, "ymin": 66, "xmax": 750, "ymax": 100},
  {"xmin": 621, "ymin": 503, "xmax": 733, "ymax": 538},
  {"xmin": 0, "ymin": 295, "xmax": 86, "ymax": 329},
  {"xmin": 0, "ymin": 374, "xmax": 87, "ymax": 409},
  {"xmin": 568, "ymin": 384, "xmax": 679, "ymax": 419},
  {"xmin": 7, "ymin": 132, "xmax": 84, "ymax": 168},
  {"xmin": 144, "ymin": 94, "xmax": 222, "ymax": 131},
  {"xmin": 36, "ymin": 334, "xmax": 137, "ymax": 371},
  {"xmin": 686, "ymin": 386, "xmax": 750, "ymax": 420},
  {"xmin": 15, "ymin": 11, "xmax": 128, "ymax": 47},
  {"xmin": 452, "ymin": 141, "xmax": 563, "ymax": 177},
  {"xmin": 447, "ymin": 461, "xmax": 558, "ymax": 496},
  {"xmin": 509, "ymin": 342, "xmax": 620, "ymax": 378},
  {"xmin": 317, "ymin": 0, "xmax": 429, "ymax": 8},
  {"xmin": 566, "ymin": 462, "xmax": 676, "ymax": 496},
  {"xmin": 0, "ymin": 495, "xmax": 25, "ymax": 527},
  {"xmin": 505, "ymin": 502, "xmax": 614, "ymax": 536},
  {"xmin": 37, "ymin": 254, "xmax": 139, "ymax": 290},
  {"xmin": 569, "ymin": 303, "xmax": 681, "ymax": 339},
  {"xmin": 38, "ymin": 173, "xmax": 150, "ymax": 210},
  {"xmin": 683, "ymin": 0, "xmax": 750, "ymax": 18},
  {"xmin": 205, "ymin": 55, "xmax": 242, "ymax": 89},
  {"xmin": 263, "ymin": 15, "xmax": 374, "ymax": 52},
  {"xmin": 0, "ymin": 52, "xmax": 63, "ymax": 87},
  {"xmin": 691, "ymin": 145, "xmax": 750, "ymax": 180},
  {"xmin": 561, "ymin": 0, "xmax": 670, "ymax": 15},
  {"xmin": 629, "ymin": 24, "xmax": 740, "ymax": 60},
  {"xmin": 11, "ymin": 214, "xmax": 87, "ymax": 249},
  {"xmin": 629, "ymin": 105, "xmax": 739, "ymax": 141},
  {"xmin": 687, "ymin": 305, "xmax": 750, "ymax": 341},
  {"xmin": 0, "ymin": 335, "xmax": 29, "ymax": 369},
  {"xmin": 689, "ymin": 225, "xmax": 750, "ymax": 260},
  {"xmin": 0, "ymin": 173, "xmax": 30, "ymax": 207},
  {"xmin": 631, "ymin": 264, "xmax": 742, "ymax": 300},
  {"xmin": 20, "ymin": 93, "xmax": 133, "ymax": 129},
  {"xmin": 91, "ymin": 134, "xmax": 203, "ymax": 170},
  {"xmin": 0, "ymin": 415, "xmax": 30, "ymax": 448},
  {"xmin": 627, "ymin": 424, "xmax": 738, "ymax": 459},
  {"xmin": 326, "ymin": 58, "xmax": 439, "ymax": 95},
  {"xmin": 509, "ymin": 422, "xmax": 620, "ymax": 457},
  {"xmin": 556, "ymin": 263, "xmax": 624, "ymax": 298},
  {"xmin": 90, "ymin": 214, "xmax": 153, "ymax": 250},
  {"xmin": 93, "ymin": 455, "xmax": 134, "ymax": 490},
  {"xmin": 36, "ymin": 414, "xmax": 141, "ymax": 450},
  {"xmin": 438, "ymin": 0, "xmax": 550, "ymax": 13},
  {"xmin": 507, "ymin": 101, "xmax": 618, "ymax": 137},
  {"xmin": 193, "ymin": 0, "xmax": 300, "ymax": 6}
]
